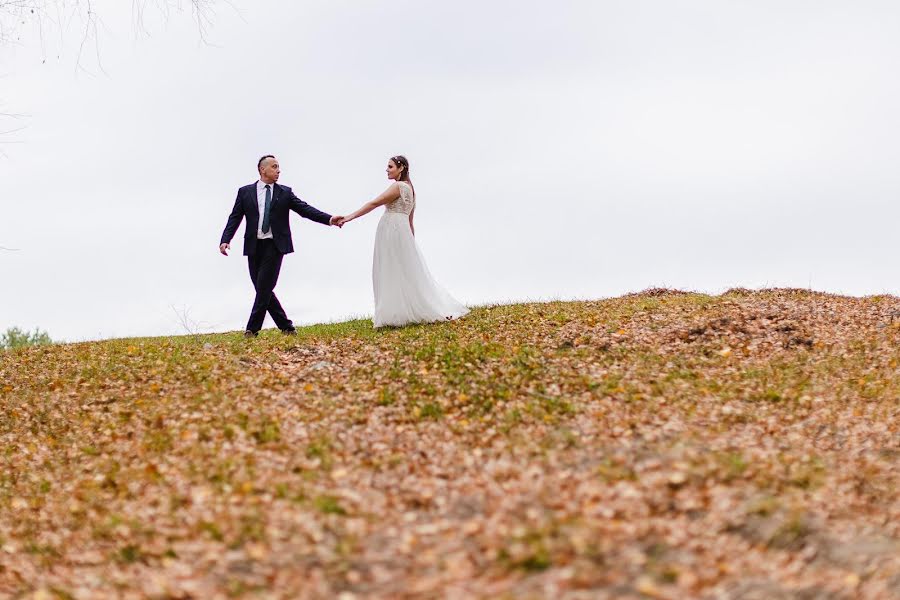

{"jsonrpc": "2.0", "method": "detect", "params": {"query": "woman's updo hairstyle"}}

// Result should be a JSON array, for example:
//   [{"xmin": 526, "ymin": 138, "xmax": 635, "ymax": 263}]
[{"xmin": 390, "ymin": 155, "xmax": 411, "ymax": 182}]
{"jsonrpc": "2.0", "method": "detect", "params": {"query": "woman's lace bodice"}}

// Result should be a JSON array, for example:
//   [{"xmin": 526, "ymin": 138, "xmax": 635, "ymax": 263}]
[{"xmin": 385, "ymin": 181, "xmax": 415, "ymax": 215}]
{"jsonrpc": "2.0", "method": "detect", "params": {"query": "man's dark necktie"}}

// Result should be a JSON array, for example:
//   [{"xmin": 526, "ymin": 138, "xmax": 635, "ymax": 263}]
[{"xmin": 262, "ymin": 184, "xmax": 272, "ymax": 234}]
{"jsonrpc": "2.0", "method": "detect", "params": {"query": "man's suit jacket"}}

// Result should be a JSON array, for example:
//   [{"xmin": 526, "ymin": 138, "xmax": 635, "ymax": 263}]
[{"xmin": 220, "ymin": 182, "xmax": 333, "ymax": 256}]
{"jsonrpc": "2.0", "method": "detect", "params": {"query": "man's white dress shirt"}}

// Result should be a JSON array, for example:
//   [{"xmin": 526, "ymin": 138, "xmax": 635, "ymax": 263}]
[{"xmin": 256, "ymin": 180, "xmax": 275, "ymax": 240}]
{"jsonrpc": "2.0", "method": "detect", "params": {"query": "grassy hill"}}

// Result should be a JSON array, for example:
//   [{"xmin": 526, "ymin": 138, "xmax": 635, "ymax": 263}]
[{"xmin": 1, "ymin": 290, "xmax": 899, "ymax": 599}]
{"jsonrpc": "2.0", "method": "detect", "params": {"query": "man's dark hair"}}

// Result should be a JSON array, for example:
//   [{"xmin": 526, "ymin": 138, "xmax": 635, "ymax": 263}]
[{"xmin": 258, "ymin": 154, "xmax": 275, "ymax": 171}]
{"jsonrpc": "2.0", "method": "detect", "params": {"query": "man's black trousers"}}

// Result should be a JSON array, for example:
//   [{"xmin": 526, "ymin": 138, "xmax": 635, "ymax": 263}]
[{"xmin": 246, "ymin": 238, "xmax": 293, "ymax": 333}]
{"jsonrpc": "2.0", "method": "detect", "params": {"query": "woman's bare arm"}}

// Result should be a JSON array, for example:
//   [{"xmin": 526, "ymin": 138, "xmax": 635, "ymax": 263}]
[
  {"xmin": 341, "ymin": 183, "xmax": 401, "ymax": 224},
  {"xmin": 408, "ymin": 205, "xmax": 415, "ymax": 236}
]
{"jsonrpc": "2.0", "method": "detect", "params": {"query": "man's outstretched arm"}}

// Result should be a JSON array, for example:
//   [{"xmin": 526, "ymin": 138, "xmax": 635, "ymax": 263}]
[{"xmin": 286, "ymin": 189, "xmax": 342, "ymax": 226}]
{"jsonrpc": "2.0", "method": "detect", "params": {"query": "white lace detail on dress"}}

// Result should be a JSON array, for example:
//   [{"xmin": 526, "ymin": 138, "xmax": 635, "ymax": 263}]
[{"xmin": 385, "ymin": 181, "xmax": 415, "ymax": 214}]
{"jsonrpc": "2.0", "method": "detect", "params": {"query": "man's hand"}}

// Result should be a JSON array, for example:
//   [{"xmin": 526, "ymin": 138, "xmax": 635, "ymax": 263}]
[
  {"xmin": 330, "ymin": 215, "xmax": 345, "ymax": 228},
  {"xmin": 219, "ymin": 243, "xmax": 230, "ymax": 256}
]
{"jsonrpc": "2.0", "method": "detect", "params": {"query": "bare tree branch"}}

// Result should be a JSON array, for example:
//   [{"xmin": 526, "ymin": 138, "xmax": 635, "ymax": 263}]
[
  {"xmin": 1, "ymin": 1, "xmax": 228, "ymax": 58},
  {"xmin": 0, "ymin": 125, "xmax": 27, "ymax": 135},
  {"xmin": 171, "ymin": 304, "xmax": 217, "ymax": 336},
  {"xmin": 0, "ymin": 1, "xmax": 231, "ymax": 146}
]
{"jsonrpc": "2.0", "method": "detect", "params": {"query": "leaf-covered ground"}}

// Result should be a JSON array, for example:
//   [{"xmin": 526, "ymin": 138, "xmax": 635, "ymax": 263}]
[{"xmin": 1, "ymin": 289, "xmax": 899, "ymax": 599}]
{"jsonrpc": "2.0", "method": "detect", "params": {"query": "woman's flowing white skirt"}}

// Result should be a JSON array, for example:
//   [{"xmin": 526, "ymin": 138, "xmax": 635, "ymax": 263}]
[{"xmin": 372, "ymin": 212, "xmax": 469, "ymax": 328}]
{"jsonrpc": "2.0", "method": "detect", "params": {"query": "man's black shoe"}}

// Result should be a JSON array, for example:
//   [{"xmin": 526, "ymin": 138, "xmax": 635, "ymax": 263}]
[
  {"xmin": 281, "ymin": 328, "xmax": 297, "ymax": 336},
  {"xmin": 243, "ymin": 330, "xmax": 258, "ymax": 338}
]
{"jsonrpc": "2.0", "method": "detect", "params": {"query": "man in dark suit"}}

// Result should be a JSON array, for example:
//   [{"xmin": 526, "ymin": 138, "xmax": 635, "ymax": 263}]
[{"xmin": 219, "ymin": 155, "xmax": 343, "ymax": 337}]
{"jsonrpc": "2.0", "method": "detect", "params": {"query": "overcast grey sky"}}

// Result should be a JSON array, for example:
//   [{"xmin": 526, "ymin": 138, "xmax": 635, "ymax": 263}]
[{"xmin": 2, "ymin": 1, "xmax": 899, "ymax": 341}]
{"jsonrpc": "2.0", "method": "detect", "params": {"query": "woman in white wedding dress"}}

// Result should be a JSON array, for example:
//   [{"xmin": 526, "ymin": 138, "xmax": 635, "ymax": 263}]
[{"xmin": 338, "ymin": 156, "xmax": 469, "ymax": 328}]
